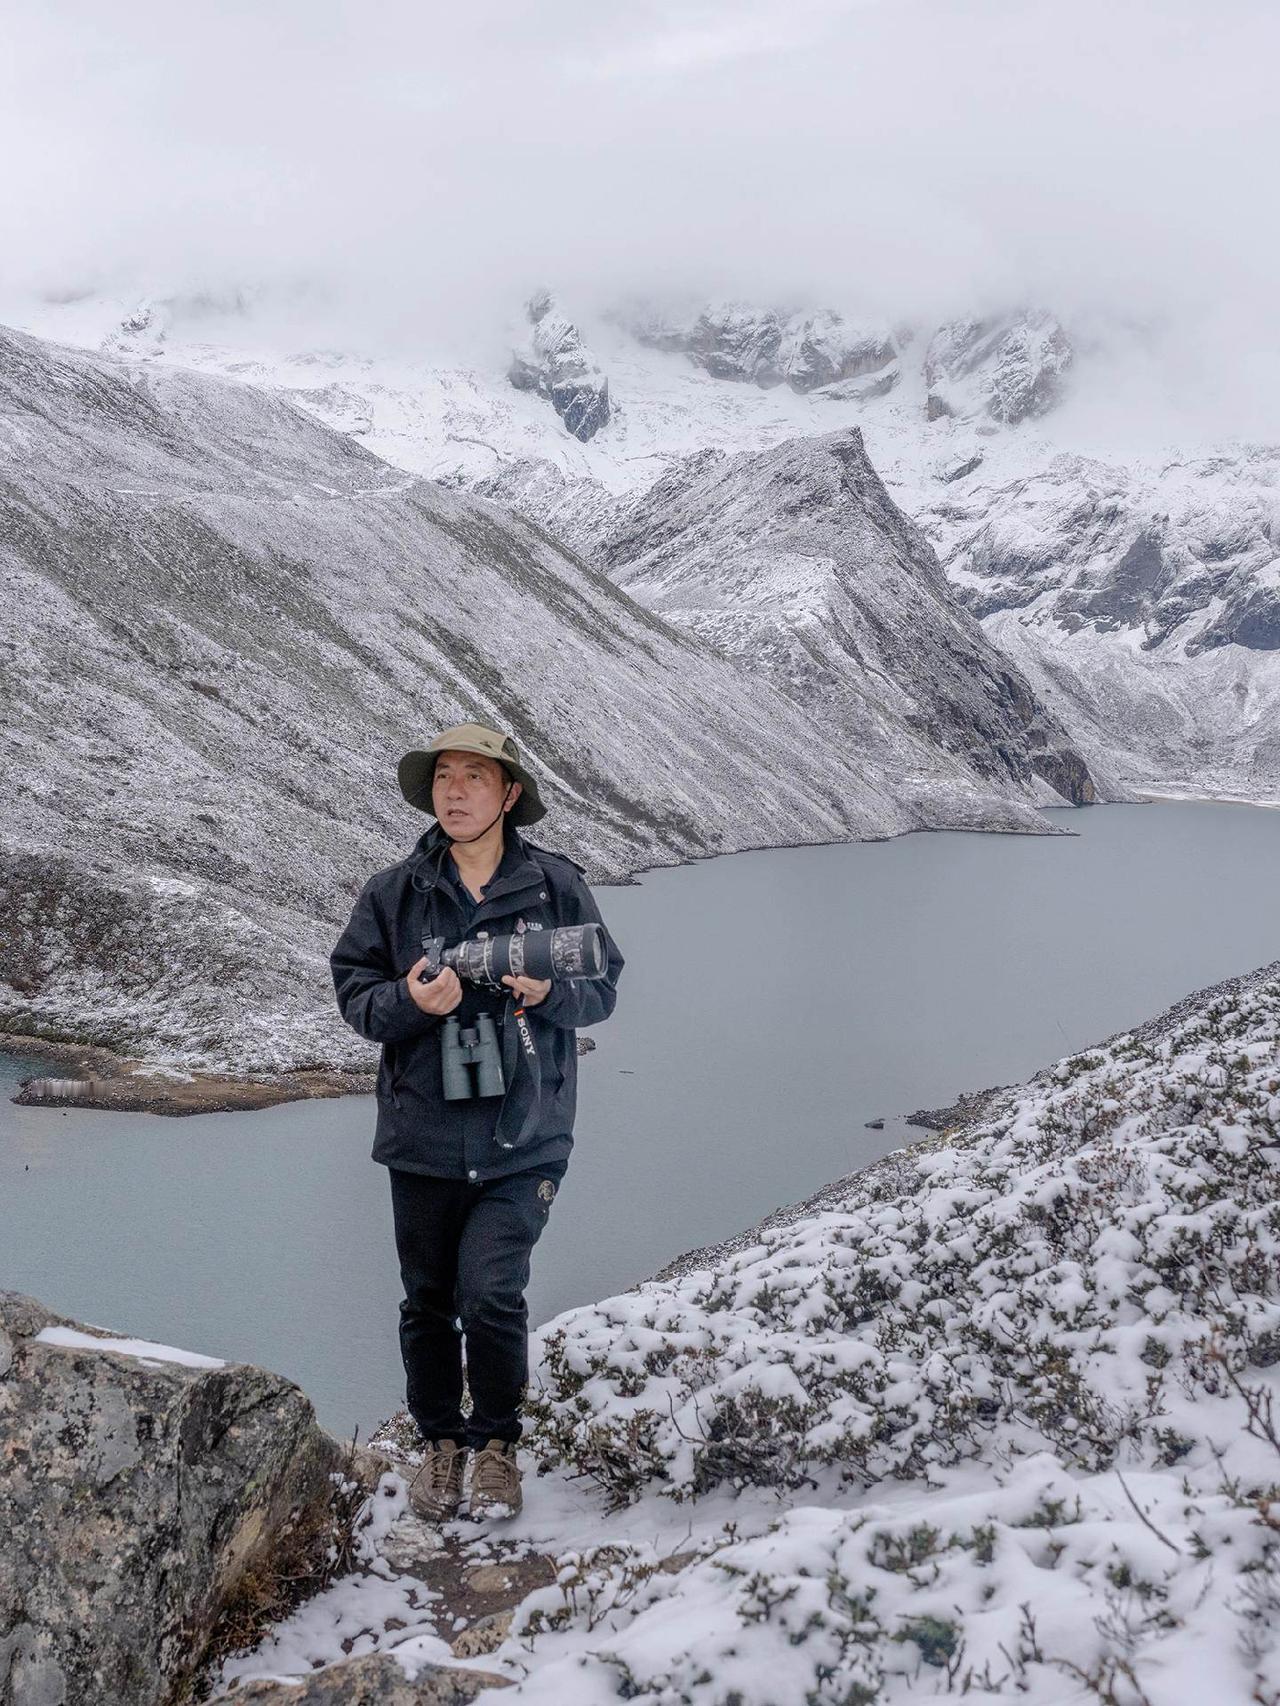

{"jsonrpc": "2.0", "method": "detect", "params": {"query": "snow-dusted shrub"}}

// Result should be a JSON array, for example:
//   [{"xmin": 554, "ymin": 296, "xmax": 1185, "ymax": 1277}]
[
  {"xmin": 528, "ymin": 972, "xmax": 1280, "ymax": 1507},
  {"xmin": 503, "ymin": 1457, "xmax": 1280, "ymax": 1704}
]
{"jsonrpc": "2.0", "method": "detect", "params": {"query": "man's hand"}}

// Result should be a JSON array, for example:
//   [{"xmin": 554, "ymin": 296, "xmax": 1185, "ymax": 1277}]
[
  {"xmin": 407, "ymin": 959, "xmax": 462, "ymax": 1015},
  {"xmin": 502, "ymin": 973, "xmax": 552, "ymax": 1008}
]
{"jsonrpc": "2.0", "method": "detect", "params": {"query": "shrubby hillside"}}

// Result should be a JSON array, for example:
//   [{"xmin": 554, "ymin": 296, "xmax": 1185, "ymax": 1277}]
[
  {"xmin": 501, "ymin": 959, "xmax": 1280, "ymax": 1701},
  {"xmin": 233, "ymin": 957, "xmax": 1280, "ymax": 1701}
]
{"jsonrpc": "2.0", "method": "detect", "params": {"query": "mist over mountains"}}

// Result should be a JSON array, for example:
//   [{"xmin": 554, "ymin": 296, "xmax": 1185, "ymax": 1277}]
[{"xmin": 70, "ymin": 282, "xmax": 1260, "ymax": 812}]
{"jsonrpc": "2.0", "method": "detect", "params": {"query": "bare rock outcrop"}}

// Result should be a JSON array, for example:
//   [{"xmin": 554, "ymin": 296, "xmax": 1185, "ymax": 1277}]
[
  {"xmin": 507, "ymin": 289, "xmax": 610, "ymax": 440},
  {"xmin": 0, "ymin": 1292, "xmax": 349, "ymax": 1706},
  {"xmin": 923, "ymin": 308, "xmax": 1073, "ymax": 425},
  {"xmin": 628, "ymin": 300, "xmax": 897, "ymax": 394}
]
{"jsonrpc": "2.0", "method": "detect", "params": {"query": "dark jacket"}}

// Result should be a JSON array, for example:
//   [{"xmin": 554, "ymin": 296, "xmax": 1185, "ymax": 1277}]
[{"xmin": 330, "ymin": 821, "xmax": 624, "ymax": 1181}]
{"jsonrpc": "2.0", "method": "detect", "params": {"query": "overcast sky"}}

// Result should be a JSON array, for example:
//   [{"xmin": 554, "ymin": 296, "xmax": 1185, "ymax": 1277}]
[{"xmin": 3, "ymin": 0, "xmax": 1276, "ymax": 414}]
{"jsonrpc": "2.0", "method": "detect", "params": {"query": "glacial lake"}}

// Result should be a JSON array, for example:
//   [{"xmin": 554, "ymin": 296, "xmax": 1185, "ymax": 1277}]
[{"xmin": 2, "ymin": 800, "xmax": 1278, "ymax": 1440}]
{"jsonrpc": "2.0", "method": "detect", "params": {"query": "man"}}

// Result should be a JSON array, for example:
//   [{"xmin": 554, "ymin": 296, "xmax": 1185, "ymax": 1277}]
[{"xmin": 330, "ymin": 723, "xmax": 624, "ymax": 1523}]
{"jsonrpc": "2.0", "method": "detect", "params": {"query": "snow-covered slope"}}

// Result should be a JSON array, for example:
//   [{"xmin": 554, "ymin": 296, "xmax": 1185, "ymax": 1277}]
[
  {"xmin": 591, "ymin": 430, "xmax": 1093, "ymax": 810},
  {"xmin": 12, "ymin": 288, "xmax": 1278, "ymax": 806},
  {"xmin": 922, "ymin": 447, "xmax": 1280, "ymax": 802},
  {"xmin": 0, "ymin": 324, "xmax": 1082, "ymax": 1077},
  {"xmin": 226, "ymin": 955, "xmax": 1280, "ymax": 1702},
  {"xmin": 507, "ymin": 956, "xmax": 1280, "ymax": 1700}
]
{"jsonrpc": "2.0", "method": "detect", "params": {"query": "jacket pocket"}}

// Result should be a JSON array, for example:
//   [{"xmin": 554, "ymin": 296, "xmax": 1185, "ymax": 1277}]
[{"xmin": 378, "ymin": 1042, "xmax": 405, "ymax": 1108}]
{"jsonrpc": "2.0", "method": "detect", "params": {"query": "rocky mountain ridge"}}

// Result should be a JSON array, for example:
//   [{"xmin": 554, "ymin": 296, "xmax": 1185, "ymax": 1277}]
[
  {"xmin": 620, "ymin": 300, "xmax": 901, "ymax": 397},
  {"xmin": 923, "ymin": 444, "xmax": 1280, "ymax": 801},
  {"xmin": 591, "ymin": 429, "xmax": 1094, "ymax": 809},
  {"xmin": 10, "ymin": 286, "xmax": 1278, "ymax": 807},
  {"xmin": 616, "ymin": 300, "xmax": 1073, "ymax": 429}
]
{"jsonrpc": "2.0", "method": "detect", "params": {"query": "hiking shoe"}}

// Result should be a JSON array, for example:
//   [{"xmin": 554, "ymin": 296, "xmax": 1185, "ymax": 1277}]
[
  {"xmin": 468, "ymin": 1438, "xmax": 522, "ymax": 1521},
  {"xmin": 407, "ymin": 1438, "xmax": 468, "ymax": 1522}
]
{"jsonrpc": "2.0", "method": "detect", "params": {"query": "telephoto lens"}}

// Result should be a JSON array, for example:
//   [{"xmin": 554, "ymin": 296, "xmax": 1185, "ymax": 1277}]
[{"xmin": 421, "ymin": 922, "xmax": 607, "ymax": 989}]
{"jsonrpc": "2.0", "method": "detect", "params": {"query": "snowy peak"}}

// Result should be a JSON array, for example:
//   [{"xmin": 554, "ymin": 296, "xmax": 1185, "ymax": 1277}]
[
  {"xmin": 927, "ymin": 442, "xmax": 1280, "ymax": 803},
  {"xmin": 507, "ymin": 288, "xmax": 610, "ymax": 441},
  {"xmin": 102, "ymin": 297, "xmax": 169, "ymax": 360},
  {"xmin": 613, "ymin": 296, "xmax": 1075, "ymax": 425},
  {"xmin": 623, "ymin": 300, "xmax": 900, "ymax": 396},
  {"xmin": 923, "ymin": 308, "xmax": 1073, "ymax": 426},
  {"xmin": 945, "ymin": 447, "xmax": 1280, "ymax": 655},
  {"xmin": 591, "ymin": 427, "xmax": 1095, "ymax": 809}
]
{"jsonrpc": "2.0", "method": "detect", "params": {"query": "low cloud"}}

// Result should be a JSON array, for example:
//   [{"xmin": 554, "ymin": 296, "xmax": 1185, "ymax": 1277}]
[{"xmin": 2, "ymin": 0, "xmax": 1277, "ymax": 429}]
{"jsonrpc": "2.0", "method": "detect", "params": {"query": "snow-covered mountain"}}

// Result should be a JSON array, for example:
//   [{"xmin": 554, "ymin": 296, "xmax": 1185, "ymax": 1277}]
[
  {"xmin": 10, "ymin": 285, "xmax": 1278, "ymax": 807},
  {"xmin": 924, "ymin": 448, "xmax": 1280, "ymax": 802},
  {"xmin": 0, "ymin": 290, "xmax": 1093, "ymax": 492},
  {"xmin": 483, "ymin": 430, "xmax": 1093, "ymax": 810},
  {"xmin": 922, "ymin": 309, "xmax": 1073, "ymax": 425},
  {"xmin": 619, "ymin": 299, "xmax": 901, "ymax": 396},
  {"xmin": 0, "ymin": 323, "xmax": 1083, "ymax": 1078}
]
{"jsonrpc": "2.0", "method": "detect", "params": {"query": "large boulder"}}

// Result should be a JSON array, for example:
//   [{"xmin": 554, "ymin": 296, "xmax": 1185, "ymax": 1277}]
[{"xmin": 0, "ymin": 1292, "xmax": 349, "ymax": 1706}]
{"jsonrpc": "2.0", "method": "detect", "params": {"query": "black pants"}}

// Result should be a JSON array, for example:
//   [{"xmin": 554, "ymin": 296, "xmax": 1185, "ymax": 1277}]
[{"xmin": 388, "ymin": 1161, "xmax": 567, "ymax": 1452}]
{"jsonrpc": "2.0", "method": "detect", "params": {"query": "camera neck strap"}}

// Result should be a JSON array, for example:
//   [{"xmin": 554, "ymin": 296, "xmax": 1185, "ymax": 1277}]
[{"xmin": 494, "ymin": 989, "xmax": 543, "ymax": 1152}]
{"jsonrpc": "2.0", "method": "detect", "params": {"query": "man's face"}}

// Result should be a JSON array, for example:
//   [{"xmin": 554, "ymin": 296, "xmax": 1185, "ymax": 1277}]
[{"xmin": 432, "ymin": 749, "xmax": 522, "ymax": 837}]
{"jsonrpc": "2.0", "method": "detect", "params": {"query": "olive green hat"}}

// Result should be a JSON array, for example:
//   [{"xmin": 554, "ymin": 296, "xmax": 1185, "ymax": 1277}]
[{"xmin": 397, "ymin": 722, "xmax": 547, "ymax": 827}]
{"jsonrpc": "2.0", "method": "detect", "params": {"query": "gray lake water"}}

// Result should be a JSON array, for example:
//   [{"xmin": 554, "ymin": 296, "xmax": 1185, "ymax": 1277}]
[{"xmin": 2, "ymin": 800, "xmax": 1278, "ymax": 1439}]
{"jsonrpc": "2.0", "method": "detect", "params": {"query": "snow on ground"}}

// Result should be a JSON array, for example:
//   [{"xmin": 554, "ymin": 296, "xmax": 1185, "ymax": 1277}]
[
  {"xmin": 34, "ymin": 1326, "xmax": 226, "ymax": 1369},
  {"xmin": 217, "ymin": 959, "xmax": 1280, "ymax": 1703}
]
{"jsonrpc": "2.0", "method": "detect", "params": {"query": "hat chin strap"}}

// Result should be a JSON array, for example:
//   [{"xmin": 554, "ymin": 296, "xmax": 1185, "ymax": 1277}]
[{"xmin": 444, "ymin": 783, "xmax": 515, "ymax": 845}]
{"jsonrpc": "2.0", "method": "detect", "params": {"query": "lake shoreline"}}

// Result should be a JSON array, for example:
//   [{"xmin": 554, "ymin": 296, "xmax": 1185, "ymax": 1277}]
[
  {"xmin": 1, "ymin": 1031, "xmax": 375, "ymax": 1116},
  {"xmin": 3, "ymin": 792, "xmax": 1265, "ymax": 1119},
  {"xmin": 0, "ymin": 808, "xmax": 1082, "ymax": 1116}
]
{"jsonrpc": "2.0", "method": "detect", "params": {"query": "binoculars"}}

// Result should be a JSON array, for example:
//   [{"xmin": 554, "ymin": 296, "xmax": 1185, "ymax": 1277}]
[
  {"xmin": 420, "ymin": 921, "xmax": 608, "ymax": 989},
  {"xmin": 441, "ymin": 1012, "xmax": 505, "ymax": 1101}
]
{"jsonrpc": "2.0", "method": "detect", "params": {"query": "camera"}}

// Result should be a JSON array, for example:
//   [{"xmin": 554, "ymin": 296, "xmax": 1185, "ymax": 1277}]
[{"xmin": 419, "ymin": 922, "xmax": 608, "ymax": 989}]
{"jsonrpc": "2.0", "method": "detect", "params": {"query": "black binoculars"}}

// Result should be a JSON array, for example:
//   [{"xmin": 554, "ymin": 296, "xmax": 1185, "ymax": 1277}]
[
  {"xmin": 420, "ymin": 921, "xmax": 608, "ymax": 990},
  {"xmin": 440, "ymin": 1012, "xmax": 505, "ymax": 1101}
]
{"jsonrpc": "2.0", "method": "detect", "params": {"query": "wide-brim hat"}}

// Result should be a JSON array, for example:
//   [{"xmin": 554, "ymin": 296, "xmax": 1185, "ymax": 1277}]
[{"xmin": 397, "ymin": 722, "xmax": 547, "ymax": 827}]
